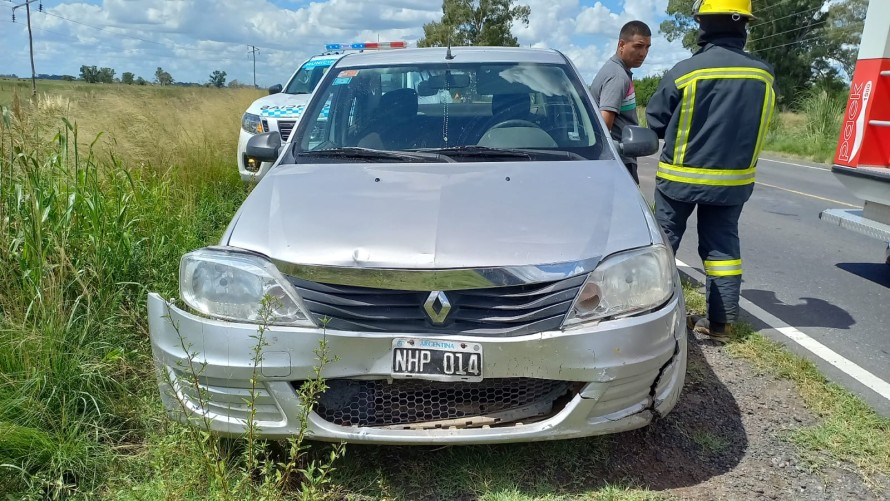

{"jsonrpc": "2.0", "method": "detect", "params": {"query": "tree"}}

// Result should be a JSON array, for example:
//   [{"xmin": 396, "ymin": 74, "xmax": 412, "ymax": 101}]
[
  {"xmin": 208, "ymin": 70, "xmax": 227, "ymax": 88},
  {"xmin": 135, "ymin": 76, "xmax": 147, "ymax": 86},
  {"xmin": 121, "ymin": 72, "xmax": 134, "ymax": 85},
  {"xmin": 98, "ymin": 67, "xmax": 115, "ymax": 84},
  {"xmin": 154, "ymin": 67, "xmax": 174, "ymax": 86},
  {"xmin": 659, "ymin": 0, "xmax": 839, "ymax": 107},
  {"xmin": 228, "ymin": 79, "xmax": 254, "ymax": 88},
  {"xmin": 634, "ymin": 73, "xmax": 664, "ymax": 108},
  {"xmin": 823, "ymin": 0, "xmax": 867, "ymax": 79},
  {"xmin": 80, "ymin": 65, "xmax": 100, "ymax": 83},
  {"xmin": 418, "ymin": 0, "xmax": 531, "ymax": 47}
]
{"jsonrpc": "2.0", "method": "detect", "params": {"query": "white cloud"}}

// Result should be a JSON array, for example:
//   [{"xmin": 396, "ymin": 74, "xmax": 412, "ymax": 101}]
[
  {"xmin": 0, "ymin": 0, "xmax": 689, "ymax": 86},
  {"xmin": 575, "ymin": 2, "xmax": 620, "ymax": 35}
]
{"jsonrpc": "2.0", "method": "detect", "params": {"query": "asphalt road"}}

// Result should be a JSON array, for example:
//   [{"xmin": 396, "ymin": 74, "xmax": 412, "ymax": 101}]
[{"xmin": 637, "ymin": 154, "xmax": 890, "ymax": 416}]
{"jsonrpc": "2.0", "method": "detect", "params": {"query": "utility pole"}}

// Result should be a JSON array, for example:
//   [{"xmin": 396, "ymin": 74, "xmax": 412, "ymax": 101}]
[
  {"xmin": 12, "ymin": 0, "xmax": 41, "ymax": 97},
  {"xmin": 248, "ymin": 45, "xmax": 260, "ymax": 88}
]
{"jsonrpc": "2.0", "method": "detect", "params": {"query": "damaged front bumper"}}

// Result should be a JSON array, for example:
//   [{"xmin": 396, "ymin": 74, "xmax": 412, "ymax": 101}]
[{"xmin": 147, "ymin": 285, "xmax": 686, "ymax": 445}]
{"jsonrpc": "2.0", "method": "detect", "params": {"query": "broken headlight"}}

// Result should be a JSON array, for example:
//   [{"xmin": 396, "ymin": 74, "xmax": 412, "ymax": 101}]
[
  {"xmin": 180, "ymin": 247, "xmax": 314, "ymax": 326},
  {"xmin": 563, "ymin": 245, "xmax": 674, "ymax": 327}
]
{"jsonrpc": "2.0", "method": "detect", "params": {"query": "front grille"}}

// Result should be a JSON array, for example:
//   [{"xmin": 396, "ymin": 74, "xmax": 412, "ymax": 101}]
[
  {"xmin": 287, "ymin": 275, "xmax": 585, "ymax": 335},
  {"xmin": 311, "ymin": 378, "xmax": 574, "ymax": 428},
  {"xmin": 277, "ymin": 120, "xmax": 296, "ymax": 141}
]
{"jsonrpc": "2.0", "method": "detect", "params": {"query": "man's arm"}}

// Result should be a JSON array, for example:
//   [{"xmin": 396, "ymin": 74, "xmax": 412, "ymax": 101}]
[
  {"xmin": 600, "ymin": 110, "xmax": 617, "ymax": 130},
  {"xmin": 645, "ymin": 75, "xmax": 680, "ymax": 139},
  {"xmin": 593, "ymin": 75, "xmax": 623, "ymax": 132}
]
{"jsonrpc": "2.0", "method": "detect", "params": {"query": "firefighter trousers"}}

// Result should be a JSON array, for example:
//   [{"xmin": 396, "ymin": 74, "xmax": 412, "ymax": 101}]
[{"xmin": 654, "ymin": 189, "xmax": 744, "ymax": 324}]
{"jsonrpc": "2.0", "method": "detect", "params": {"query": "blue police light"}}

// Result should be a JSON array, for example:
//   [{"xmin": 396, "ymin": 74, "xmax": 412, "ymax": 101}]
[{"xmin": 324, "ymin": 41, "xmax": 407, "ymax": 51}]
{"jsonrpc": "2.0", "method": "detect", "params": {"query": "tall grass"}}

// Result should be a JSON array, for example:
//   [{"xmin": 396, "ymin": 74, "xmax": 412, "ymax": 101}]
[
  {"xmin": 0, "ymin": 86, "xmax": 249, "ymax": 497},
  {"xmin": 763, "ymin": 88, "xmax": 847, "ymax": 163}
]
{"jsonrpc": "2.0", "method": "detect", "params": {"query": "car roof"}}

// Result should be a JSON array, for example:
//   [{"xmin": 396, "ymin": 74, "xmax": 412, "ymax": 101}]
[
  {"xmin": 334, "ymin": 46, "xmax": 567, "ymax": 67},
  {"xmin": 307, "ymin": 53, "xmax": 345, "ymax": 62}
]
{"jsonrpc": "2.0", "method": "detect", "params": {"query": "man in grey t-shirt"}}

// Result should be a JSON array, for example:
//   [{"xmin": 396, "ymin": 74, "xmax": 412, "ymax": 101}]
[{"xmin": 589, "ymin": 20, "xmax": 652, "ymax": 184}]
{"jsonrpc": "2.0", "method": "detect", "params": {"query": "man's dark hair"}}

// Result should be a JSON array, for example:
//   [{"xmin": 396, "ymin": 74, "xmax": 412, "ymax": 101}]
[{"xmin": 619, "ymin": 20, "xmax": 652, "ymax": 40}]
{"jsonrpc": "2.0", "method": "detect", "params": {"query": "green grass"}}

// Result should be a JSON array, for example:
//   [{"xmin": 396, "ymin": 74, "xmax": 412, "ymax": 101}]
[
  {"xmin": 0, "ymin": 82, "xmax": 248, "ymax": 498},
  {"xmin": 329, "ymin": 440, "xmax": 621, "ymax": 500},
  {"xmin": 761, "ymin": 88, "xmax": 847, "ymax": 164},
  {"xmin": 681, "ymin": 282, "xmax": 890, "ymax": 486}
]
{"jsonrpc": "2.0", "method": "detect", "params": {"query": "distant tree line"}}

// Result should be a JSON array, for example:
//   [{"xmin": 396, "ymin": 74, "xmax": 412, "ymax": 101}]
[{"xmin": 71, "ymin": 65, "xmax": 241, "ymax": 88}]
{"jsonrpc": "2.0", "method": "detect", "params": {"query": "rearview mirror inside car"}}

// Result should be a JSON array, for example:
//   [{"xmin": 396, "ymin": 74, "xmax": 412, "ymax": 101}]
[
  {"xmin": 619, "ymin": 126, "xmax": 659, "ymax": 158},
  {"xmin": 246, "ymin": 132, "xmax": 282, "ymax": 163},
  {"xmin": 417, "ymin": 73, "xmax": 471, "ymax": 96}
]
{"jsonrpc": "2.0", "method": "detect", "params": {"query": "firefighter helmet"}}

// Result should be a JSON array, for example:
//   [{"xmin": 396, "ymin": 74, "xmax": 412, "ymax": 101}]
[{"xmin": 693, "ymin": 0, "xmax": 755, "ymax": 19}]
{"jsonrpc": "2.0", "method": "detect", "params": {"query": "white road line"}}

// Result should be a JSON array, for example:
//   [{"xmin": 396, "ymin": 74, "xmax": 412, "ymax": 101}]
[
  {"xmin": 675, "ymin": 258, "xmax": 890, "ymax": 402},
  {"xmin": 760, "ymin": 157, "xmax": 831, "ymax": 171},
  {"xmin": 757, "ymin": 182, "xmax": 861, "ymax": 208}
]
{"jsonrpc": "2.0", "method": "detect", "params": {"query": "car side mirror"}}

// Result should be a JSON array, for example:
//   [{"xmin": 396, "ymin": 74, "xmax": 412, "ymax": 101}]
[
  {"xmin": 618, "ymin": 126, "xmax": 659, "ymax": 158},
  {"xmin": 246, "ymin": 132, "xmax": 282, "ymax": 163},
  {"xmin": 268, "ymin": 83, "xmax": 283, "ymax": 95}
]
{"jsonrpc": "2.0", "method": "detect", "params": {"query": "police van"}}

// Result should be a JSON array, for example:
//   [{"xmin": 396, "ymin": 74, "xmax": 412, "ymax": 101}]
[{"xmin": 237, "ymin": 42, "xmax": 407, "ymax": 182}]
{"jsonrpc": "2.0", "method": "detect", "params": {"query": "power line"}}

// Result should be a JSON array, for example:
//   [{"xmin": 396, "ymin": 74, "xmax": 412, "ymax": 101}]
[
  {"xmin": 248, "ymin": 45, "xmax": 260, "ymax": 89},
  {"xmin": 12, "ymin": 0, "xmax": 40, "ymax": 96},
  {"xmin": 750, "ymin": 5, "xmax": 823, "ymax": 29},
  {"xmin": 748, "ymin": 18, "xmax": 827, "ymax": 44},
  {"xmin": 752, "ymin": 0, "xmax": 801, "ymax": 17},
  {"xmin": 751, "ymin": 33, "xmax": 830, "ymax": 53}
]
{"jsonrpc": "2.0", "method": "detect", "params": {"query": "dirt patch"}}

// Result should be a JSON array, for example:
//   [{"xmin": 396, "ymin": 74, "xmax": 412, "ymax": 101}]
[{"xmin": 605, "ymin": 332, "xmax": 890, "ymax": 500}]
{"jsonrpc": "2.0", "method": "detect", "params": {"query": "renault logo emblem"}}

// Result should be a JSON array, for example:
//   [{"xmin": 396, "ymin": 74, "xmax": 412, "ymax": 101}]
[{"xmin": 424, "ymin": 291, "xmax": 452, "ymax": 325}]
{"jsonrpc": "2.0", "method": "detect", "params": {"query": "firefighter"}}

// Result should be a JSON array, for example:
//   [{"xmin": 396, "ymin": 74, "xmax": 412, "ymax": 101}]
[{"xmin": 646, "ymin": 0, "xmax": 777, "ymax": 341}]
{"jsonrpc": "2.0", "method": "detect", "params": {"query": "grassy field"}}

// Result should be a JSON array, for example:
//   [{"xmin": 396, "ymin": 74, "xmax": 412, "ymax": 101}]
[
  {"xmin": 0, "ymin": 79, "xmax": 261, "ymax": 498},
  {"xmin": 1, "ymin": 79, "xmax": 885, "ymax": 499}
]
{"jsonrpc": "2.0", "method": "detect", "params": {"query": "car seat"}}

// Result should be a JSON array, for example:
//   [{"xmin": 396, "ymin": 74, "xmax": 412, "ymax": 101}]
[
  {"xmin": 357, "ymin": 88, "xmax": 419, "ymax": 150},
  {"xmin": 477, "ymin": 93, "xmax": 557, "ymax": 148}
]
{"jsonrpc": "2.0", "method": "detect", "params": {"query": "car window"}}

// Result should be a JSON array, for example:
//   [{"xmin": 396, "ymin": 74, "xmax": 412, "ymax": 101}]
[
  {"xmin": 284, "ymin": 59, "xmax": 334, "ymax": 95},
  {"xmin": 294, "ymin": 61, "xmax": 612, "ymax": 162}
]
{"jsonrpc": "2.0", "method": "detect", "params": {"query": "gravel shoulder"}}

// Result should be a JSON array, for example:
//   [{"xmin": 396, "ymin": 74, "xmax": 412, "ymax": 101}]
[{"xmin": 609, "ymin": 330, "xmax": 890, "ymax": 501}]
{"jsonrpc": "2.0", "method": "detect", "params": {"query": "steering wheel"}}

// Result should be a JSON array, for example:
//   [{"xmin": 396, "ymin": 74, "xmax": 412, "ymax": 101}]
[{"xmin": 488, "ymin": 119, "xmax": 540, "ymax": 130}]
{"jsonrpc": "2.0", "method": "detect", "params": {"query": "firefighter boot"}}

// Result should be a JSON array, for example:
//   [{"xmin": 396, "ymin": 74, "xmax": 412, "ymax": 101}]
[{"xmin": 686, "ymin": 315, "xmax": 733, "ymax": 343}]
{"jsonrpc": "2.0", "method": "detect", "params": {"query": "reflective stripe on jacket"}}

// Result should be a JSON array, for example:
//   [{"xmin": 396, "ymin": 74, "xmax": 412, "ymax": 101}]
[{"xmin": 647, "ymin": 39, "xmax": 777, "ymax": 205}]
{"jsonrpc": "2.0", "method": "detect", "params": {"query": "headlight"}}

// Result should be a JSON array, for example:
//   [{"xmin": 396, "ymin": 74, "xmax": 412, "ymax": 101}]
[
  {"xmin": 563, "ymin": 245, "xmax": 674, "ymax": 327},
  {"xmin": 180, "ymin": 248, "xmax": 314, "ymax": 326},
  {"xmin": 241, "ymin": 112, "xmax": 263, "ymax": 134}
]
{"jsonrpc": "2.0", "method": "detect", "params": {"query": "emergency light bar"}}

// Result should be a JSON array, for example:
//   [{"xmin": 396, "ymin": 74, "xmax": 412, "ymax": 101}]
[{"xmin": 325, "ymin": 41, "xmax": 408, "ymax": 51}]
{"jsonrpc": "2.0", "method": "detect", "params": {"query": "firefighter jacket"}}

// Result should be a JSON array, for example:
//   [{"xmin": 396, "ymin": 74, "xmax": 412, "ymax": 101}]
[{"xmin": 647, "ymin": 36, "xmax": 777, "ymax": 206}]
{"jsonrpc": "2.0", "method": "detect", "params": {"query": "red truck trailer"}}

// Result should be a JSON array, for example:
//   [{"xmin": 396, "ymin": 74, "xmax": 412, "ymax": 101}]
[{"xmin": 820, "ymin": 0, "xmax": 890, "ymax": 264}]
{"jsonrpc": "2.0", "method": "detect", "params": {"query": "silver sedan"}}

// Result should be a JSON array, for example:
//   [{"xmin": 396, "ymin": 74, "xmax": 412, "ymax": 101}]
[{"xmin": 148, "ymin": 46, "xmax": 687, "ymax": 444}]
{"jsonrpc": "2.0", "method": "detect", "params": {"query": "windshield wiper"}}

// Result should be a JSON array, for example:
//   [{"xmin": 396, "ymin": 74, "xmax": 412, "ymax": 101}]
[
  {"xmin": 411, "ymin": 146, "xmax": 584, "ymax": 161},
  {"xmin": 297, "ymin": 147, "xmax": 453, "ymax": 163}
]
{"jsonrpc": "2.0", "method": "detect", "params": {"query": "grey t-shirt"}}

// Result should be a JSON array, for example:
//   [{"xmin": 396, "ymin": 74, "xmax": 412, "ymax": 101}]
[{"xmin": 589, "ymin": 55, "xmax": 638, "ymax": 165}]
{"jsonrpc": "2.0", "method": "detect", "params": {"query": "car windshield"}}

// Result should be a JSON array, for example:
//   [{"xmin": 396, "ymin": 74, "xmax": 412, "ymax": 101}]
[
  {"xmin": 284, "ymin": 59, "xmax": 334, "ymax": 95},
  {"xmin": 293, "ymin": 60, "xmax": 612, "ymax": 162}
]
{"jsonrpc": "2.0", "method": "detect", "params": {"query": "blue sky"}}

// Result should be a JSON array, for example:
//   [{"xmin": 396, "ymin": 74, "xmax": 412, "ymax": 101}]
[{"xmin": 1, "ymin": 0, "xmax": 689, "ymax": 87}]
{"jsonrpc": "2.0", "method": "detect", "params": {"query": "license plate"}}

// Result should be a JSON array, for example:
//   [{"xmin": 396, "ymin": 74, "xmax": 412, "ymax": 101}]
[{"xmin": 391, "ymin": 338, "xmax": 483, "ymax": 382}]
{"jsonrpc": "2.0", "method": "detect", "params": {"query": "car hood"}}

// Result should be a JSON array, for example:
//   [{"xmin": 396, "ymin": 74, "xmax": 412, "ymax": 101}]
[
  {"xmin": 246, "ymin": 93, "xmax": 312, "ymax": 119},
  {"xmin": 225, "ymin": 160, "xmax": 654, "ymax": 270}
]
